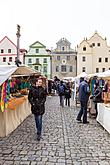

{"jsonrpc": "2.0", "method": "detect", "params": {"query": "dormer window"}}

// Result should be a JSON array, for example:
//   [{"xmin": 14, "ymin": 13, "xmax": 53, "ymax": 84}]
[
  {"xmin": 36, "ymin": 49, "xmax": 39, "ymax": 53},
  {"xmin": 92, "ymin": 43, "xmax": 95, "ymax": 47},
  {"xmin": 62, "ymin": 47, "xmax": 65, "ymax": 51},
  {"xmin": 97, "ymin": 43, "xmax": 100, "ymax": 47},
  {"xmin": 8, "ymin": 49, "xmax": 11, "ymax": 53},
  {"xmin": 83, "ymin": 47, "xmax": 86, "ymax": 51},
  {"xmin": 1, "ymin": 49, "xmax": 4, "ymax": 53}
]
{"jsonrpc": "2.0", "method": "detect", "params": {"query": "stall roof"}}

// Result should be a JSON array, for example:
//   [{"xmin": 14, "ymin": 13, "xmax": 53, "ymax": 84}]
[
  {"xmin": 0, "ymin": 65, "xmax": 17, "ymax": 86},
  {"xmin": 0, "ymin": 65, "xmax": 40, "ymax": 86},
  {"xmin": 12, "ymin": 65, "xmax": 40, "ymax": 76}
]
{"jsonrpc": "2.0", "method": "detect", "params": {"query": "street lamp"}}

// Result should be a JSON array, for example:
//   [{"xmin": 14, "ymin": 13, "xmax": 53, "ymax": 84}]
[{"xmin": 15, "ymin": 24, "xmax": 21, "ymax": 67}]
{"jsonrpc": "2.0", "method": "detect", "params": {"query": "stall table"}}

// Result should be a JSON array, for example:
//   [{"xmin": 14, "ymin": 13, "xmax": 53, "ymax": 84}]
[
  {"xmin": 97, "ymin": 103, "xmax": 110, "ymax": 133},
  {"xmin": 0, "ymin": 96, "xmax": 31, "ymax": 137}
]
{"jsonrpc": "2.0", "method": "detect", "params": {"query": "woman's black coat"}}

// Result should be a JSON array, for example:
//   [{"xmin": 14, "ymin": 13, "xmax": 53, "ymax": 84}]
[{"xmin": 28, "ymin": 86, "xmax": 46, "ymax": 115}]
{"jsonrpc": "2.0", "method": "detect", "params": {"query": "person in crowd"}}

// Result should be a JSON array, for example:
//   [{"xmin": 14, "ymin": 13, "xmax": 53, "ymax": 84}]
[
  {"xmin": 76, "ymin": 77, "xmax": 90, "ymax": 124},
  {"xmin": 28, "ymin": 78, "xmax": 46, "ymax": 141},
  {"xmin": 58, "ymin": 80, "xmax": 65, "ymax": 107},
  {"xmin": 65, "ymin": 82, "xmax": 71, "ymax": 106},
  {"xmin": 92, "ymin": 83, "xmax": 103, "ymax": 117}
]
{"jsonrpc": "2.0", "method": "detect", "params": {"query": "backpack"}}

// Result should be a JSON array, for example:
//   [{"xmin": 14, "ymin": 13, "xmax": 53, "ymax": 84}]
[{"xmin": 59, "ymin": 85, "xmax": 64, "ymax": 94}]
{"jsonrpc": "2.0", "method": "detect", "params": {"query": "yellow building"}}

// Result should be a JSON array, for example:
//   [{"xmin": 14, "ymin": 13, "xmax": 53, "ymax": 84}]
[{"xmin": 77, "ymin": 31, "xmax": 110, "ymax": 75}]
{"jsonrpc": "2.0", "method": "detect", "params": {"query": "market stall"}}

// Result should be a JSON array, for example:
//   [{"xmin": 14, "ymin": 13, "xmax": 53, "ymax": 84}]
[{"xmin": 0, "ymin": 65, "xmax": 40, "ymax": 137}]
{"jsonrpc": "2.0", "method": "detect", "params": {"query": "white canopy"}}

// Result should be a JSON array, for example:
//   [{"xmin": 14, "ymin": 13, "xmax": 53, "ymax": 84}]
[
  {"xmin": 0, "ymin": 65, "xmax": 17, "ymax": 86},
  {"xmin": 77, "ymin": 72, "xmax": 88, "ymax": 78},
  {"xmin": 0, "ymin": 65, "xmax": 40, "ymax": 86}
]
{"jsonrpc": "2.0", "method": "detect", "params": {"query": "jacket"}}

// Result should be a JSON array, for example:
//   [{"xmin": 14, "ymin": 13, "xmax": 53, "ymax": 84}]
[
  {"xmin": 78, "ymin": 80, "xmax": 90, "ymax": 102},
  {"xmin": 28, "ymin": 86, "xmax": 46, "ymax": 115}
]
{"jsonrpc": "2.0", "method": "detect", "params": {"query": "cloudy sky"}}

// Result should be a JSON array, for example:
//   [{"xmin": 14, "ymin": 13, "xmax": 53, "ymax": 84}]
[{"xmin": 1, "ymin": 0, "xmax": 110, "ymax": 50}]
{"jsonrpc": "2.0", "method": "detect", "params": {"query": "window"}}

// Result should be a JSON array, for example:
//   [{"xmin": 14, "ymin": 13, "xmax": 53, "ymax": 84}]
[
  {"xmin": 97, "ymin": 43, "xmax": 100, "ymax": 47},
  {"xmin": 105, "ymin": 57, "xmax": 108, "ymax": 62},
  {"xmin": 69, "ymin": 66, "xmax": 73, "ymax": 72},
  {"xmin": 96, "ymin": 68, "xmax": 99, "ymax": 73},
  {"xmin": 62, "ymin": 47, "xmax": 65, "ymax": 51},
  {"xmin": 82, "ymin": 56, "xmax": 86, "ymax": 62},
  {"xmin": 56, "ymin": 66, "xmax": 59, "ymax": 72},
  {"xmin": 82, "ymin": 67, "xmax": 85, "ymax": 72},
  {"xmin": 3, "ymin": 57, "xmax": 6, "ymax": 62},
  {"xmin": 43, "ymin": 66, "xmax": 47, "ymax": 72},
  {"xmin": 35, "ymin": 66, "xmax": 38, "ymax": 70},
  {"xmin": 15, "ymin": 57, "xmax": 17, "ymax": 61},
  {"xmin": 8, "ymin": 49, "xmax": 11, "ymax": 53},
  {"xmin": 36, "ymin": 49, "xmax": 39, "ymax": 53},
  {"xmin": 36, "ymin": 58, "xmax": 39, "ymax": 64},
  {"xmin": 57, "ymin": 56, "xmax": 60, "ymax": 60},
  {"xmin": 9, "ymin": 57, "xmax": 12, "ymax": 62},
  {"xmin": 43, "ymin": 58, "xmax": 47, "ymax": 63},
  {"xmin": 99, "ymin": 58, "xmax": 102, "ymax": 62},
  {"xmin": 83, "ymin": 47, "xmax": 86, "ymax": 51},
  {"xmin": 1, "ymin": 49, "xmax": 4, "ymax": 53},
  {"xmin": 92, "ymin": 43, "xmax": 95, "ymax": 47},
  {"xmin": 102, "ymin": 68, "xmax": 105, "ymax": 72},
  {"xmin": 28, "ymin": 58, "xmax": 32, "ymax": 63},
  {"xmin": 61, "ymin": 65, "xmax": 66, "ymax": 72},
  {"xmin": 67, "ymin": 56, "xmax": 70, "ymax": 61}
]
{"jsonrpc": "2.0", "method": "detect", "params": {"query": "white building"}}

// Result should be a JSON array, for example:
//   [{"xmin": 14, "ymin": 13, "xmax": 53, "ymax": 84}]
[
  {"xmin": 0, "ymin": 36, "xmax": 25, "ymax": 65},
  {"xmin": 25, "ymin": 41, "xmax": 51, "ymax": 79},
  {"xmin": 77, "ymin": 31, "xmax": 110, "ymax": 75}
]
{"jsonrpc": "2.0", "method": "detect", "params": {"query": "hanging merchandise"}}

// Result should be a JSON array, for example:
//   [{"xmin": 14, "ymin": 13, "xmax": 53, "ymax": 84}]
[{"xmin": 0, "ymin": 80, "xmax": 10, "ymax": 112}]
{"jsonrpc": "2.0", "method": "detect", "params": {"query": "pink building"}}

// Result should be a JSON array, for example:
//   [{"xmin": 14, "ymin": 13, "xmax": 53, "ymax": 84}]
[{"xmin": 0, "ymin": 36, "xmax": 26, "ymax": 65}]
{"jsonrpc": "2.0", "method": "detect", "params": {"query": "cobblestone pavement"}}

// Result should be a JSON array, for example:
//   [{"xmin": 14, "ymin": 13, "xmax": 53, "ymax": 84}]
[{"xmin": 0, "ymin": 96, "xmax": 110, "ymax": 165}]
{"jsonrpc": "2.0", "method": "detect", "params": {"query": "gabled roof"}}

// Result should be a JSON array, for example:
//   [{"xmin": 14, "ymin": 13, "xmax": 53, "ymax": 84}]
[
  {"xmin": 0, "ymin": 36, "xmax": 17, "ymax": 48},
  {"xmin": 78, "ymin": 38, "xmax": 90, "ymax": 47},
  {"xmin": 56, "ymin": 38, "xmax": 71, "ymax": 45},
  {"xmin": 88, "ymin": 31, "xmax": 105, "ymax": 42},
  {"xmin": 30, "ymin": 41, "xmax": 46, "ymax": 48}
]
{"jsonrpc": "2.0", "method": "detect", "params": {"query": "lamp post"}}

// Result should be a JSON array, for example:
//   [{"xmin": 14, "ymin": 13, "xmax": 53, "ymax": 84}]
[{"xmin": 15, "ymin": 24, "xmax": 21, "ymax": 66}]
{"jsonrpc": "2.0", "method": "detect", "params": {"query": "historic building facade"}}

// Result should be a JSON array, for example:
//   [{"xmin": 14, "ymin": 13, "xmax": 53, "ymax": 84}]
[
  {"xmin": 77, "ymin": 31, "xmax": 110, "ymax": 75},
  {"xmin": 52, "ymin": 38, "xmax": 77, "ymax": 79},
  {"xmin": 0, "ymin": 36, "xmax": 25, "ymax": 65},
  {"xmin": 25, "ymin": 41, "xmax": 51, "ymax": 79}
]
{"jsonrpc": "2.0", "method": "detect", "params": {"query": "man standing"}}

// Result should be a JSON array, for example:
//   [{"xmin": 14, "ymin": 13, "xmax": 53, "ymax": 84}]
[
  {"xmin": 28, "ymin": 78, "xmax": 46, "ymax": 141},
  {"xmin": 58, "ymin": 81, "xmax": 65, "ymax": 107},
  {"xmin": 76, "ymin": 77, "xmax": 90, "ymax": 124}
]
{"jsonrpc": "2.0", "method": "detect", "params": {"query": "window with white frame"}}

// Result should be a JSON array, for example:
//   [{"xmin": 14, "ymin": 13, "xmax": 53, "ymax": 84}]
[
  {"xmin": 105, "ymin": 57, "xmax": 108, "ymax": 62},
  {"xmin": 82, "ymin": 67, "xmax": 86, "ymax": 72},
  {"xmin": 36, "ymin": 58, "xmax": 39, "ymax": 64},
  {"xmin": 28, "ymin": 58, "xmax": 32, "ymax": 63},
  {"xmin": 36, "ymin": 49, "xmax": 39, "ymax": 53},
  {"xmin": 57, "ymin": 56, "xmax": 60, "ymax": 60},
  {"xmin": 102, "ymin": 68, "xmax": 105, "ymax": 72},
  {"xmin": 8, "ymin": 49, "xmax": 11, "ymax": 53},
  {"xmin": 69, "ymin": 66, "xmax": 73, "ymax": 72},
  {"xmin": 56, "ymin": 66, "xmax": 59, "ymax": 72},
  {"xmin": 3, "ymin": 57, "xmax": 6, "ymax": 62},
  {"xmin": 61, "ymin": 65, "xmax": 66, "ymax": 72},
  {"xmin": 82, "ymin": 56, "xmax": 86, "ymax": 62},
  {"xmin": 9, "ymin": 57, "xmax": 12, "ymax": 62},
  {"xmin": 43, "ymin": 66, "xmax": 47, "ymax": 72},
  {"xmin": 67, "ymin": 56, "xmax": 70, "ymax": 61},
  {"xmin": 43, "ymin": 58, "xmax": 47, "ymax": 63},
  {"xmin": 96, "ymin": 68, "xmax": 99, "ymax": 73},
  {"xmin": 1, "ymin": 49, "xmax": 4, "ymax": 53}
]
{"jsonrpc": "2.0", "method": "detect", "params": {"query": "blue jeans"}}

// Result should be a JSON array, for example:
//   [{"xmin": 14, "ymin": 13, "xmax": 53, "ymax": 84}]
[
  {"xmin": 34, "ymin": 114, "xmax": 42, "ymax": 136},
  {"xmin": 77, "ymin": 101, "xmax": 88, "ymax": 123}
]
